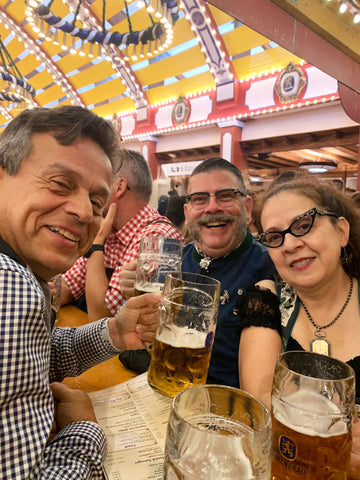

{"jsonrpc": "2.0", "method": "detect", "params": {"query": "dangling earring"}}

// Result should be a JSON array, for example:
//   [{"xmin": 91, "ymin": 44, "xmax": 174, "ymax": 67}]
[{"xmin": 341, "ymin": 246, "xmax": 353, "ymax": 265}]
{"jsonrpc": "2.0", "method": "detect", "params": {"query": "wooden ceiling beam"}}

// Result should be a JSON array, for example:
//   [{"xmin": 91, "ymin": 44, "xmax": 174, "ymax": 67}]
[
  {"xmin": 329, "ymin": 146, "xmax": 359, "ymax": 159},
  {"xmin": 155, "ymin": 146, "xmax": 220, "ymax": 163},
  {"xmin": 241, "ymin": 127, "xmax": 359, "ymax": 155},
  {"xmin": 248, "ymin": 154, "xmax": 298, "ymax": 168}
]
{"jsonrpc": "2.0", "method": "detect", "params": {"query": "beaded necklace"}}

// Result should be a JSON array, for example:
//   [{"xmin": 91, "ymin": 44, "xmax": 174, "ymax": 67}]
[{"xmin": 300, "ymin": 277, "xmax": 353, "ymax": 356}]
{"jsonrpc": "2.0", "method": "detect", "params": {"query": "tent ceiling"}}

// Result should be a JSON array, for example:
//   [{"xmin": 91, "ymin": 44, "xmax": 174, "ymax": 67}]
[
  {"xmin": 0, "ymin": 0, "xmax": 303, "ymax": 122},
  {"xmin": 0, "ymin": 0, "xmax": 358, "ymax": 177}
]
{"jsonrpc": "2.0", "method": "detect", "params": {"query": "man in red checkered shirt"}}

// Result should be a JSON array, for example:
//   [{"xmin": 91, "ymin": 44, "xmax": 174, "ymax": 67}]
[{"xmin": 61, "ymin": 149, "xmax": 183, "ymax": 321}]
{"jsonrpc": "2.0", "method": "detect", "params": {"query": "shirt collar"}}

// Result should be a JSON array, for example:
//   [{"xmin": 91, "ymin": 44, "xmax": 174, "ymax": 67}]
[
  {"xmin": 113, "ymin": 203, "xmax": 160, "ymax": 243},
  {"xmin": 0, "ymin": 235, "xmax": 27, "ymax": 267},
  {"xmin": 193, "ymin": 230, "xmax": 253, "ymax": 268}
]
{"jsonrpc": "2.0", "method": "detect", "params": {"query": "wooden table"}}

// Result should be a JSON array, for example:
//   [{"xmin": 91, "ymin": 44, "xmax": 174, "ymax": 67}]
[{"xmin": 57, "ymin": 305, "xmax": 137, "ymax": 392}]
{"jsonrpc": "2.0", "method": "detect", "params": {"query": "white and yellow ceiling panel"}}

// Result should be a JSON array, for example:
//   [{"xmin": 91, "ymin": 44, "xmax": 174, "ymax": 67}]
[{"xmin": 0, "ymin": 0, "xmax": 312, "ymax": 128}]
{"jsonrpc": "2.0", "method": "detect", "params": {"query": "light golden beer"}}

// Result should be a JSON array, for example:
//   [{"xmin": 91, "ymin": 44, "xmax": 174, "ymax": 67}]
[
  {"xmin": 134, "ymin": 282, "xmax": 163, "ymax": 296},
  {"xmin": 147, "ymin": 328, "xmax": 213, "ymax": 398},
  {"xmin": 147, "ymin": 273, "xmax": 220, "ymax": 398},
  {"xmin": 271, "ymin": 395, "xmax": 352, "ymax": 480}
]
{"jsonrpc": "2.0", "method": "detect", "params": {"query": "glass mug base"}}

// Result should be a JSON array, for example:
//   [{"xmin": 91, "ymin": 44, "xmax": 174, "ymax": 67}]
[{"xmin": 147, "ymin": 336, "xmax": 212, "ymax": 398}]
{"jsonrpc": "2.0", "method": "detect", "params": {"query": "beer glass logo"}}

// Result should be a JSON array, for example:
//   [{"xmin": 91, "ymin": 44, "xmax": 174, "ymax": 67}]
[{"xmin": 279, "ymin": 435, "xmax": 297, "ymax": 460}]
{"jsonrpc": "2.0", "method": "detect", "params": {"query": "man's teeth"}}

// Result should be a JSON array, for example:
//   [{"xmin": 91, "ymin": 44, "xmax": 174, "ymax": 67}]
[
  {"xmin": 292, "ymin": 258, "xmax": 312, "ymax": 268},
  {"xmin": 49, "ymin": 226, "xmax": 79, "ymax": 242},
  {"xmin": 206, "ymin": 222, "xmax": 226, "ymax": 228}
]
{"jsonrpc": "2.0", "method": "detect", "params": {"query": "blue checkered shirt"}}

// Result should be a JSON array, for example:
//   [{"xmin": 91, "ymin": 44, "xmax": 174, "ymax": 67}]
[{"xmin": 0, "ymin": 243, "xmax": 120, "ymax": 479}]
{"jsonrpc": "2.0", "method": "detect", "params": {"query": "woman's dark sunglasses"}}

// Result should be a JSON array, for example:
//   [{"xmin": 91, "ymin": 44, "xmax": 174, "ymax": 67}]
[{"xmin": 255, "ymin": 207, "xmax": 338, "ymax": 248}]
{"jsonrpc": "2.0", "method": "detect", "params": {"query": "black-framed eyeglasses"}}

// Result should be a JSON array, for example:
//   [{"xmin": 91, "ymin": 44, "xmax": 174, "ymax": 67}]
[
  {"xmin": 185, "ymin": 188, "xmax": 246, "ymax": 210},
  {"xmin": 255, "ymin": 207, "xmax": 338, "ymax": 248}
]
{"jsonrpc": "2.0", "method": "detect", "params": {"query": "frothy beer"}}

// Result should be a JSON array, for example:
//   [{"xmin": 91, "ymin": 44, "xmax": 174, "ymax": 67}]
[
  {"xmin": 147, "ymin": 325, "xmax": 213, "ymax": 398},
  {"xmin": 134, "ymin": 282, "xmax": 163, "ymax": 296},
  {"xmin": 164, "ymin": 416, "xmax": 255, "ymax": 479},
  {"xmin": 271, "ymin": 390, "xmax": 352, "ymax": 479}
]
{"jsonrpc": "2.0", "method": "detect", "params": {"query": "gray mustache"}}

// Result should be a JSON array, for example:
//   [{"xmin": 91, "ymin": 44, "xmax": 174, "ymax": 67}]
[{"xmin": 197, "ymin": 214, "xmax": 235, "ymax": 226}]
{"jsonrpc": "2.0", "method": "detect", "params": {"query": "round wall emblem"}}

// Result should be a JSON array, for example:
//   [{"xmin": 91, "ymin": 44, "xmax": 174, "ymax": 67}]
[
  {"xmin": 274, "ymin": 63, "xmax": 307, "ymax": 104},
  {"xmin": 191, "ymin": 9, "xmax": 206, "ymax": 28},
  {"xmin": 172, "ymin": 96, "xmax": 191, "ymax": 126}
]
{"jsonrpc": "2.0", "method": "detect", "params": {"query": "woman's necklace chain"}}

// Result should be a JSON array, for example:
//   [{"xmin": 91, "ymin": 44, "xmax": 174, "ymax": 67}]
[{"xmin": 300, "ymin": 277, "xmax": 353, "ymax": 356}]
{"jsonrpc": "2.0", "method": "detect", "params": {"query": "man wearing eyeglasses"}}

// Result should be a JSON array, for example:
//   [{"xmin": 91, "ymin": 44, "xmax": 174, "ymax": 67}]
[{"xmin": 182, "ymin": 157, "xmax": 276, "ymax": 388}]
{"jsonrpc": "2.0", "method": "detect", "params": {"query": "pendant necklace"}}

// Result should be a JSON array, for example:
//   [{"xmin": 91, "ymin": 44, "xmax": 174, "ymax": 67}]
[
  {"xmin": 196, "ymin": 241, "xmax": 243, "ymax": 273},
  {"xmin": 300, "ymin": 277, "xmax": 353, "ymax": 356}
]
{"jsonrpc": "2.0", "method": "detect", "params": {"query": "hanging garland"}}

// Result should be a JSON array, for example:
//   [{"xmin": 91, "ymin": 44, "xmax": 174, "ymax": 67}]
[
  {"xmin": 32, "ymin": 0, "xmax": 179, "ymax": 52},
  {"xmin": 0, "ymin": 38, "xmax": 36, "ymax": 106},
  {"xmin": 0, "ymin": 71, "xmax": 36, "ymax": 98}
]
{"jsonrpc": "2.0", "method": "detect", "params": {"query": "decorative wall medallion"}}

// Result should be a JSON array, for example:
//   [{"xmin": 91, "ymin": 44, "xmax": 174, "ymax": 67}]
[
  {"xmin": 274, "ymin": 63, "xmax": 307, "ymax": 104},
  {"xmin": 191, "ymin": 8, "xmax": 206, "ymax": 28},
  {"xmin": 172, "ymin": 96, "xmax": 191, "ymax": 126}
]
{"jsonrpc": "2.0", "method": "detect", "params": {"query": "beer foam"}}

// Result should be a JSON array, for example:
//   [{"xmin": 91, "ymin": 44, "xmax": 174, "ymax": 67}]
[
  {"xmin": 157, "ymin": 325, "xmax": 209, "ymax": 348},
  {"xmin": 189, "ymin": 414, "xmax": 254, "ymax": 437},
  {"xmin": 174, "ymin": 416, "xmax": 254, "ymax": 479},
  {"xmin": 134, "ymin": 282, "xmax": 163, "ymax": 293},
  {"xmin": 273, "ymin": 390, "xmax": 348, "ymax": 437}
]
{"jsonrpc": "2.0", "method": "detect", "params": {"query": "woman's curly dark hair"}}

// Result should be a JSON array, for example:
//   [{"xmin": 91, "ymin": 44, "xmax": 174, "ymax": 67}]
[{"xmin": 257, "ymin": 178, "xmax": 360, "ymax": 278}]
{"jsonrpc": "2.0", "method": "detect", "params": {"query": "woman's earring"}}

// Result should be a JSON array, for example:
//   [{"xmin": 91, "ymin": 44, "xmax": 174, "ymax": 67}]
[{"xmin": 341, "ymin": 246, "xmax": 353, "ymax": 265}]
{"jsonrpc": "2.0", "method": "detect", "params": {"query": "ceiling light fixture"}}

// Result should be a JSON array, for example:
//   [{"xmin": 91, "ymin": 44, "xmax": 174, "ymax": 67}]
[
  {"xmin": 339, "ymin": 1, "xmax": 348, "ymax": 13},
  {"xmin": 331, "ymin": 0, "xmax": 360, "ymax": 22},
  {"xmin": 299, "ymin": 157, "xmax": 338, "ymax": 173},
  {"xmin": 25, "ymin": 0, "xmax": 179, "ymax": 60}
]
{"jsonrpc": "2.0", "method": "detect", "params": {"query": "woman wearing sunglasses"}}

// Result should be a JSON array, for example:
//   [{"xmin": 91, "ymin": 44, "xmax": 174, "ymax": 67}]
[{"xmin": 238, "ymin": 177, "xmax": 360, "ymax": 477}]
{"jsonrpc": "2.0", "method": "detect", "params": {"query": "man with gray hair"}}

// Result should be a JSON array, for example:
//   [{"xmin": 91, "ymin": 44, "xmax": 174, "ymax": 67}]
[
  {"xmin": 0, "ymin": 106, "xmax": 161, "ymax": 479},
  {"xmin": 61, "ymin": 148, "xmax": 183, "ymax": 321}
]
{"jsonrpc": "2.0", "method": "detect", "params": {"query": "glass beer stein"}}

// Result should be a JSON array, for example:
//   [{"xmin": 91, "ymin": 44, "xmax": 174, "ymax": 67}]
[
  {"xmin": 147, "ymin": 272, "xmax": 220, "ymax": 398},
  {"xmin": 134, "ymin": 236, "xmax": 183, "ymax": 295},
  {"xmin": 271, "ymin": 351, "xmax": 355, "ymax": 480},
  {"xmin": 163, "ymin": 384, "xmax": 271, "ymax": 479}
]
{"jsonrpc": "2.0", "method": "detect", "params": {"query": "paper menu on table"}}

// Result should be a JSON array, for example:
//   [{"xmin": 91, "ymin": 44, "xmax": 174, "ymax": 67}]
[{"xmin": 88, "ymin": 372, "xmax": 172, "ymax": 480}]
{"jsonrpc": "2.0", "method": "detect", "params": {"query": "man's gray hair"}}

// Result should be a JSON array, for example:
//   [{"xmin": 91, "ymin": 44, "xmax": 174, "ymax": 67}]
[
  {"xmin": 114, "ymin": 148, "xmax": 153, "ymax": 201},
  {"xmin": 0, "ymin": 105, "xmax": 119, "ymax": 175}
]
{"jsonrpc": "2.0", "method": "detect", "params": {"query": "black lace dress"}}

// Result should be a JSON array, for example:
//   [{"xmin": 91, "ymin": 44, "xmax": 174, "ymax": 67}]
[{"xmin": 237, "ymin": 284, "xmax": 360, "ymax": 403}]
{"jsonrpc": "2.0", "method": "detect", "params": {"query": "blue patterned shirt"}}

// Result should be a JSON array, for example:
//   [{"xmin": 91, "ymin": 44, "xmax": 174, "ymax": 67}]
[
  {"xmin": 182, "ymin": 232, "xmax": 276, "ymax": 388},
  {"xmin": 0, "ymin": 238, "xmax": 120, "ymax": 479}
]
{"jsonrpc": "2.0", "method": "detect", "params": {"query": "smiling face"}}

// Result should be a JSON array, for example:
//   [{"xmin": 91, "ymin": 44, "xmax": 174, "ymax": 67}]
[
  {"xmin": 184, "ymin": 169, "xmax": 252, "ymax": 258},
  {"xmin": 260, "ymin": 191, "xmax": 349, "ymax": 292},
  {"xmin": 0, "ymin": 133, "xmax": 113, "ymax": 280}
]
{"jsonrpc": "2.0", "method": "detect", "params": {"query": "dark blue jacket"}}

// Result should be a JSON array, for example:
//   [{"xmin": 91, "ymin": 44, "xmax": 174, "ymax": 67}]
[{"xmin": 182, "ymin": 231, "xmax": 276, "ymax": 387}]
